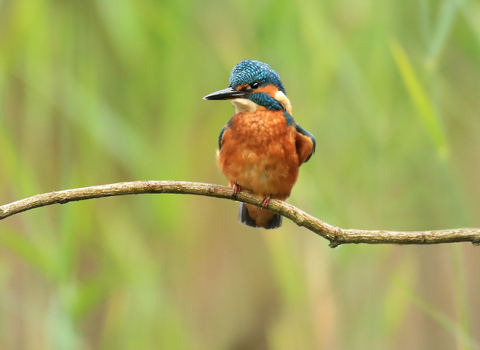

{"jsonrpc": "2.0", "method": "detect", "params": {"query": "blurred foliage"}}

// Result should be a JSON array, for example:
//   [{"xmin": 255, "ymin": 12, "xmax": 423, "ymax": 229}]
[{"xmin": 0, "ymin": 0, "xmax": 480, "ymax": 349}]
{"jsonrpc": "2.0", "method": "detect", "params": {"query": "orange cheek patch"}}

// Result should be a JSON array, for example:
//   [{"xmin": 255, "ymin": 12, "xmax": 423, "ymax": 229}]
[
  {"xmin": 255, "ymin": 84, "xmax": 278, "ymax": 98},
  {"xmin": 236, "ymin": 84, "xmax": 249, "ymax": 91}
]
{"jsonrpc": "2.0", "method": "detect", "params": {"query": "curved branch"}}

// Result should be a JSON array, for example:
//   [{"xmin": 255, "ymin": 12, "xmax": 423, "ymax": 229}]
[{"xmin": 0, "ymin": 180, "xmax": 479, "ymax": 247}]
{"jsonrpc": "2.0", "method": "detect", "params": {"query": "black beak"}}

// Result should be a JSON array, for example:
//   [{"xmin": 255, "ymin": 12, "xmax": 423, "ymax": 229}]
[{"xmin": 203, "ymin": 87, "xmax": 248, "ymax": 100}]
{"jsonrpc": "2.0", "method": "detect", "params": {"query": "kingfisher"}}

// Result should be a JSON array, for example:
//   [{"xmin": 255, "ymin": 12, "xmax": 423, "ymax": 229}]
[{"xmin": 204, "ymin": 59, "xmax": 316, "ymax": 229}]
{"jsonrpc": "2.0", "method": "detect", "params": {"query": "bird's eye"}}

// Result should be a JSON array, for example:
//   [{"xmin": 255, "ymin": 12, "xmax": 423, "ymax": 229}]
[{"xmin": 250, "ymin": 82, "xmax": 260, "ymax": 89}]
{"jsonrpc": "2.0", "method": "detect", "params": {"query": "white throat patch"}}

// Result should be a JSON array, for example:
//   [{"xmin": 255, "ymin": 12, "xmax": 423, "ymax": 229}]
[{"xmin": 231, "ymin": 98, "xmax": 259, "ymax": 113}]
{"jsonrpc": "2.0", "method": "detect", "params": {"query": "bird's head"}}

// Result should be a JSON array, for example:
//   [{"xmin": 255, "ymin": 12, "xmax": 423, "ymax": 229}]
[{"xmin": 204, "ymin": 59, "xmax": 292, "ymax": 114}]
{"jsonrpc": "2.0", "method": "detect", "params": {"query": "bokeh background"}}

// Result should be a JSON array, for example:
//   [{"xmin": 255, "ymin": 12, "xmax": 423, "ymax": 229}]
[{"xmin": 1, "ymin": 0, "xmax": 480, "ymax": 349}]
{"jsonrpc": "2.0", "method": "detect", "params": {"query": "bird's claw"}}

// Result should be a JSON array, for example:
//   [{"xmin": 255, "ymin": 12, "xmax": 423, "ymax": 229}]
[
  {"xmin": 261, "ymin": 196, "xmax": 271, "ymax": 209},
  {"xmin": 232, "ymin": 184, "xmax": 241, "ymax": 197}
]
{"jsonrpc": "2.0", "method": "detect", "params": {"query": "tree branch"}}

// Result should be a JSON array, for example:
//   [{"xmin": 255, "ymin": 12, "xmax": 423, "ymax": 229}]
[{"xmin": 0, "ymin": 180, "xmax": 479, "ymax": 247}]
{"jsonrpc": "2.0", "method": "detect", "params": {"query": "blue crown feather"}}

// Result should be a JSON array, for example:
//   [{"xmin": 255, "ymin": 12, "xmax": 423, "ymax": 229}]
[{"xmin": 229, "ymin": 59, "xmax": 287, "ymax": 95}]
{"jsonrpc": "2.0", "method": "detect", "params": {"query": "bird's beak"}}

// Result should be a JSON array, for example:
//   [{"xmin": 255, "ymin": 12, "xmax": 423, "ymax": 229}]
[{"xmin": 203, "ymin": 87, "xmax": 248, "ymax": 100}]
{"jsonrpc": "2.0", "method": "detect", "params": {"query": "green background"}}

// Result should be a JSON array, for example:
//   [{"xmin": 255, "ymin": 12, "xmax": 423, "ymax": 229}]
[{"xmin": 1, "ymin": 0, "xmax": 480, "ymax": 349}]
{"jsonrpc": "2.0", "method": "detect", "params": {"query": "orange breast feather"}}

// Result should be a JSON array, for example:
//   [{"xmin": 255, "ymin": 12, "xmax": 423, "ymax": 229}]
[{"xmin": 217, "ymin": 109, "xmax": 300, "ymax": 201}]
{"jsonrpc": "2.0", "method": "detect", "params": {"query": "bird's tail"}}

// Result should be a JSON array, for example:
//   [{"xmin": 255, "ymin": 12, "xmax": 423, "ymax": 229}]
[{"xmin": 238, "ymin": 203, "xmax": 283, "ymax": 229}]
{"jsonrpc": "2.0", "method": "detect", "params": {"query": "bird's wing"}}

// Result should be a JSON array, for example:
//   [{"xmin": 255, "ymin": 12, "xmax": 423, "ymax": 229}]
[
  {"xmin": 218, "ymin": 118, "xmax": 234, "ymax": 150},
  {"xmin": 293, "ymin": 121, "xmax": 316, "ymax": 165},
  {"xmin": 218, "ymin": 125, "xmax": 227, "ymax": 150}
]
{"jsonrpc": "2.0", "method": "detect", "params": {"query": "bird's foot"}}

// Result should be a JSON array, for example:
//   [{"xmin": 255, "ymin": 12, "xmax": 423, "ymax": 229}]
[
  {"xmin": 232, "ymin": 184, "xmax": 241, "ymax": 197},
  {"xmin": 261, "ymin": 196, "xmax": 271, "ymax": 209}
]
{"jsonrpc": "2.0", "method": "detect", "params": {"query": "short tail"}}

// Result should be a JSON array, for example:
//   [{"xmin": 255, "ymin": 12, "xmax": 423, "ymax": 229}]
[{"xmin": 238, "ymin": 203, "xmax": 283, "ymax": 229}]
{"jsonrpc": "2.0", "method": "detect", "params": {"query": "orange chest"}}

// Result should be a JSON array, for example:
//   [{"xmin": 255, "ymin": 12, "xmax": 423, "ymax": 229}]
[
  {"xmin": 218, "ymin": 109, "xmax": 300, "ymax": 199},
  {"xmin": 228, "ymin": 109, "xmax": 295, "ymax": 149}
]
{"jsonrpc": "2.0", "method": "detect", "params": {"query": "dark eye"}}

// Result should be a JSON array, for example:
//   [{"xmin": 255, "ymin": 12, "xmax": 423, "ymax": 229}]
[{"xmin": 250, "ymin": 82, "xmax": 260, "ymax": 89}]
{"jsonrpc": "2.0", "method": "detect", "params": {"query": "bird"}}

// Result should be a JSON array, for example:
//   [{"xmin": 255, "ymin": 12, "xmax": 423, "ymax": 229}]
[{"xmin": 204, "ymin": 59, "xmax": 316, "ymax": 229}]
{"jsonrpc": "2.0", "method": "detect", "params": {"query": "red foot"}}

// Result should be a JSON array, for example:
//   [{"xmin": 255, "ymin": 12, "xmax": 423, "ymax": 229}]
[
  {"xmin": 261, "ymin": 196, "xmax": 271, "ymax": 209},
  {"xmin": 232, "ymin": 184, "xmax": 241, "ymax": 197}
]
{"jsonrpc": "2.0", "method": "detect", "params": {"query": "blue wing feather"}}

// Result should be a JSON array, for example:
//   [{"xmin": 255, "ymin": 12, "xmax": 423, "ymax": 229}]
[
  {"xmin": 218, "ymin": 118, "xmax": 233, "ymax": 150},
  {"xmin": 218, "ymin": 125, "xmax": 226, "ymax": 150}
]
